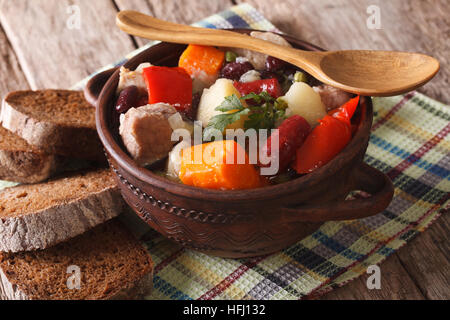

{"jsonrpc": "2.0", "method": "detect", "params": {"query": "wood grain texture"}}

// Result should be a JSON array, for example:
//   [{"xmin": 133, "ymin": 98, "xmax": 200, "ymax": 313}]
[
  {"xmin": 114, "ymin": 0, "xmax": 233, "ymax": 47},
  {"xmin": 394, "ymin": 213, "xmax": 450, "ymax": 299},
  {"xmin": 237, "ymin": 0, "xmax": 450, "ymax": 103},
  {"xmin": 0, "ymin": 25, "xmax": 29, "ymax": 98},
  {"xmin": 113, "ymin": 0, "xmax": 154, "ymax": 47},
  {"xmin": 0, "ymin": 0, "xmax": 136, "ymax": 89}
]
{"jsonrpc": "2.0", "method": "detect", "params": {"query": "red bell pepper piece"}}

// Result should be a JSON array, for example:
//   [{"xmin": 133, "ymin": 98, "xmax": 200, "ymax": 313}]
[
  {"xmin": 293, "ymin": 115, "xmax": 352, "ymax": 174},
  {"xmin": 328, "ymin": 96, "xmax": 360, "ymax": 126},
  {"xmin": 142, "ymin": 66, "xmax": 193, "ymax": 113},
  {"xmin": 233, "ymin": 78, "xmax": 282, "ymax": 99}
]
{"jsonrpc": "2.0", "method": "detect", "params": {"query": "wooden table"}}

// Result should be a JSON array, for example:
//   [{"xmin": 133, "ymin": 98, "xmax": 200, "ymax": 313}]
[{"xmin": 0, "ymin": 0, "xmax": 448, "ymax": 300}]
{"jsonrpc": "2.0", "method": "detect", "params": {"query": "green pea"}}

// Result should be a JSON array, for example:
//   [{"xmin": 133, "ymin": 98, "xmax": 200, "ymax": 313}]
[
  {"xmin": 294, "ymin": 71, "xmax": 308, "ymax": 83},
  {"xmin": 225, "ymin": 51, "xmax": 237, "ymax": 63}
]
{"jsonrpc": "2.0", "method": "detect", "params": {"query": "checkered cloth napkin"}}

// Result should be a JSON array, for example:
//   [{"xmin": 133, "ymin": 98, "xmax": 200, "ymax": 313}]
[{"xmin": 2, "ymin": 3, "xmax": 448, "ymax": 300}]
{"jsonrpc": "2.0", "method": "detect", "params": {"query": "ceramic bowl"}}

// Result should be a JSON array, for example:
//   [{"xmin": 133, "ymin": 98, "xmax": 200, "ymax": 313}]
[{"xmin": 91, "ymin": 29, "xmax": 394, "ymax": 258}]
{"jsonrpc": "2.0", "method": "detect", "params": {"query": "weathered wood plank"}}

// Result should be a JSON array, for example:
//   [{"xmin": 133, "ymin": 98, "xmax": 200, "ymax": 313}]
[
  {"xmin": 0, "ymin": 0, "xmax": 136, "ymax": 89},
  {"xmin": 0, "ymin": 25, "xmax": 30, "ymax": 97},
  {"xmin": 322, "ymin": 253, "xmax": 426, "ymax": 300},
  {"xmin": 112, "ymin": 0, "xmax": 154, "ymax": 47},
  {"xmin": 114, "ymin": 0, "xmax": 234, "ymax": 47},
  {"xmin": 143, "ymin": 0, "xmax": 233, "ymax": 25},
  {"xmin": 237, "ymin": 0, "xmax": 450, "ymax": 103},
  {"xmin": 394, "ymin": 213, "xmax": 449, "ymax": 300}
]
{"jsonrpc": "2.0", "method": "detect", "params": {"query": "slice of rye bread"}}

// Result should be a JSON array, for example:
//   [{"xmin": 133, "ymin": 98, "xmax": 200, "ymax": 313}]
[
  {"xmin": 0, "ymin": 90, "xmax": 104, "ymax": 162},
  {"xmin": 0, "ymin": 125, "xmax": 99, "ymax": 184},
  {"xmin": 0, "ymin": 169, "xmax": 125, "ymax": 253},
  {"xmin": 0, "ymin": 126, "xmax": 60, "ymax": 183},
  {"xmin": 0, "ymin": 219, "xmax": 153, "ymax": 300}
]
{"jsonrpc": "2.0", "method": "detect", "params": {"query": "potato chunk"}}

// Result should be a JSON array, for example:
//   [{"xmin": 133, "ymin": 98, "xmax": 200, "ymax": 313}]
[
  {"xmin": 197, "ymin": 78, "xmax": 247, "ymax": 130},
  {"xmin": 282, "ymin": 82, "xmax": 326, "ymax": 127},
  {"xmin": 166, "ymin": 140, "xmax": 191, "ymax": 180}
]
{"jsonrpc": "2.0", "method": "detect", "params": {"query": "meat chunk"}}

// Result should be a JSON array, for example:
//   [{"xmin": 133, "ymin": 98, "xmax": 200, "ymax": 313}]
[
  {"xmin": 117, "ymin": 63, "xmax": 152, "ymax": 93},
  {"xmin": 313, "ymin": 85, "xmax": 353, "ymax": 111},
  {"xmin": 231, "ymin": 31, "xmax": 292, "ymax": 70},
  {"xmin": 119, "ymin": 103, "xmax": 177, "ymax": 166},
  {"xmin": 192, "ymin": 70, "xmax": 217, "ymax": 95}
]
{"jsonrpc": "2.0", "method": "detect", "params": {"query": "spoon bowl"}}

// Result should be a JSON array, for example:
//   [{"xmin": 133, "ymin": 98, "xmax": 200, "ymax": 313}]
[
  {"xmin": 116, "ymin": 10, "xmax": 439, "ymax": 96},
  {"xmin": 319, "ymin": 50, "xmax": 440, "ymax": 96}
]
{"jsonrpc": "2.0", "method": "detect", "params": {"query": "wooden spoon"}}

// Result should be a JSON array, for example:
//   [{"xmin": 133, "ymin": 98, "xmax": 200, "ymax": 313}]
[{"xmin": 116, "ymin": 10, "xmax": 439, "ymax": 97}]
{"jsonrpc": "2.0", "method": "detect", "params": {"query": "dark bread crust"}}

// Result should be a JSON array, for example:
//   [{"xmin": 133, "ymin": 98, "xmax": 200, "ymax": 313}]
[
  {"xmin": 0, "ymin": 126, "xmax": 59, "ymax": 183},
  {"xmin": 0, "ymin": 169, "xmax": 125, "ymax": 252},
  {"xmin": 0, "ymin": 219, "xmax": 153, "ymax": 300},
  {"xmin": 0, "ymin": 149, "xmax": 57, "ymax": 183},
  {"xmin": 1, "ymin": 90, "xmax": 105, "ymax": 162}
]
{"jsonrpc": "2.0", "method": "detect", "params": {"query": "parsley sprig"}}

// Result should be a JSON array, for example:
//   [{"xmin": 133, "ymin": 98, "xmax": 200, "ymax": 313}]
[
  {"xmin": 202, "ymin": 95, "xmax": 251, "ymax": 141},
  {"xmin": 243, "ymin": 92, "xmax": 287, "ymax": 131},
  {"xmin": 203, "ymin": 92, "xmax": 287, "ymax": 141}
]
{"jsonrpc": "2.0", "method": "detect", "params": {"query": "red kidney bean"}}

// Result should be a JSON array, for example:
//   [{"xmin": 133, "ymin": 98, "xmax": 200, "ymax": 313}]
[
  {"xmin": 136, "ymin": 93, "xmax": 149, "ymax": 107},
  {"xmin": 260, "ymin": 70, "xmax": 284, "ymax": 84},
  {"xmin": 181, "ymin": 92, "xmax": 201, "ymax": 121},
  {"xmin": 220, "ymin": 61, "xmax": 254, "ymax": 80},
  {"xmin": 115, "ymin": 85, "xmax": 139, "ymax": 114},
  {"xmin": 260, "ymin": 115, "xmax": 311, "ymax": 173},
  {"xmin": 265, "ymin": 56, "xmax": 286, "ymax": 72}
]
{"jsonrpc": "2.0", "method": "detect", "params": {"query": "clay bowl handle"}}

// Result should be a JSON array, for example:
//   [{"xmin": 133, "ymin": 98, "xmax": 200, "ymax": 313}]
[
  {"xmin": 280, "ymin": 162, "xmax": 394, "ymax": 223},
  {"xmin": 84, "ymin": 67, "xmax": 119, "ymax": 107}
]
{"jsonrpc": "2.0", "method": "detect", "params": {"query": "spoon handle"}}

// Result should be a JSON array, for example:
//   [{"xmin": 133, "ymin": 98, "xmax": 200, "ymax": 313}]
[{"xmin": 116, "ymin": 11, "xmax": 323, "ymax": 76}]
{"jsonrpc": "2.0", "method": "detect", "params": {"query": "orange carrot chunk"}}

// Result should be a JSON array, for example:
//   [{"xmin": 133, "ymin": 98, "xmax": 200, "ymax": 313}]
[
  {"xmin": 179, "ymin": 44, "xmax": 225, "ymax": 77},
  {"xmin": 179, "ymin": 140, "xmax": 264, "ymax": 190}
]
